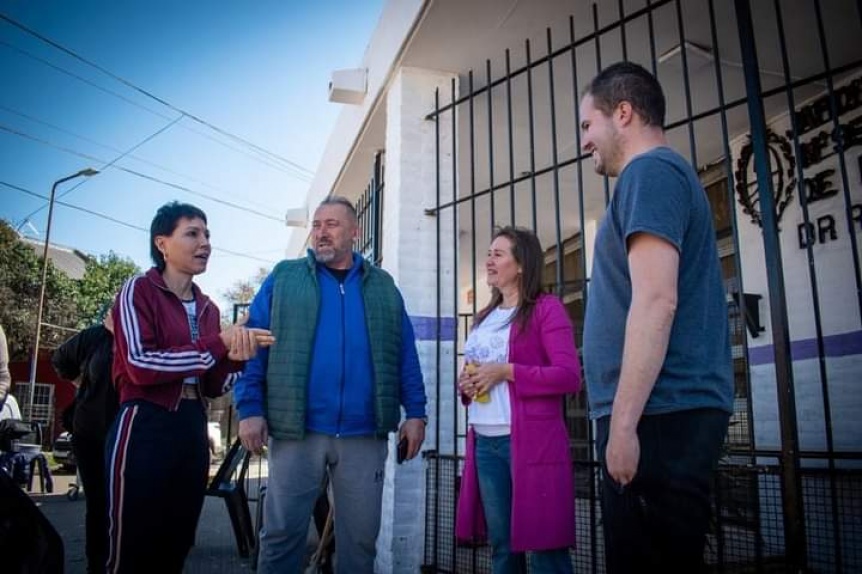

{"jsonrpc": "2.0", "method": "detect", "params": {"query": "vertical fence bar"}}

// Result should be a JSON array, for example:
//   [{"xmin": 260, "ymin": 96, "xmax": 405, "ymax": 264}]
[
  {"xmin": 734, "ymin": 1, "xmax": 807, "ymax": 571},
  {"xmin": 449, "ymin": 77, "xmax": 460, "ymax": 572},
  {"xmin": 618, "ymin": 0, "xmax": 628, "ymax": 62},
  {"xmin": 707, "ymin": 0, "xmax": 755, "ymax": 450},
  {"xmin": 365, "ymin": 188, "xmax": 371, "ymax": 260},
  {"xmin": 568, "ymin": 15, "xmax": 598, "ymax": 574},
  {"xmin": 470, "ymin": 63, "xmax": 482, "ymax": 569},
  {"xmin": 468, "ymin": 82, "xmax": 478, "ymax": 327},
  {"xmin": 706, "ymin": 0, "xmax": 760, "ymax": 567},
  {"xmin": 674, "ymin": 0, "xmax": 698, "ymax": 167},
  {"xmin": 357, "ymin": 191, "xmax": 366, "ymax": 256},
  {"xmin": 547, "ymin": 27, "xmax": 564, "ymax": 295},
  {"xmin": 812, "ymin": 0, "xmax": 862, "ymax": 325},
  {"xmin": 645, "ymin": 0, "xmax": 660, "ymax": 79},
  {"xmin": 432, "ymin": 87, "xmax": 441, "ymax": 570},
  {"xmin": 469, "ymin": 69, "xmax": 477, "ymax": 241},
  {"xmin": 646, "ymin": 0, "xmax": 658, "ymax": 76},
  {"xmin": 372, "ymin": 151, "xmax": 382, "ymax": 265},
  {"xmin": 363, "ymin": 190, "xmax": 369, "ymax": 254},
  {"xmin": 526, "ymin": 39, "xmax": 538, "ymax": 231},
  {"xmin": 506, "ymin": 49, "xmax": 517, "ymax": 225},
  {"xmin": 592, "ymin": 3, "xmax": 611, "ymax": 207},
  {"xmin": 811, "ymin": 0, "xmax": 862, "ymax": 566},
  {"xmin": 774, "ymin": 1, "xmax": 843, "ymax": 570},
  {"xmin": 487, "ymin": 59, "xmax": 497, "ymax": 227},
  {"xmin": 467, "ymin": 73, "xmax": 479, "ymax": 553}
]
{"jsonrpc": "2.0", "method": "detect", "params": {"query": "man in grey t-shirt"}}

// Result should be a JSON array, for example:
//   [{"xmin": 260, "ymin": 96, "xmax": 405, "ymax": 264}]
[{"xmin": 580, "ymin": 62, "xmax": 733, "ymax": 573}]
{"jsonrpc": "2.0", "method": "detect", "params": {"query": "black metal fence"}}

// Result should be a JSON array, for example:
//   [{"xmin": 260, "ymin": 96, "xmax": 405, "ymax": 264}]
[
  {"xmin": 356, "ymin": 151, "xmax": 384, "ymax": 266},
  {"xmin": 421, "ymin": 0, "xmax": 862, "ymax": 572},
  {"xmin": 423, "ymin": 452, "xmax": 862, "ymax": 573}
]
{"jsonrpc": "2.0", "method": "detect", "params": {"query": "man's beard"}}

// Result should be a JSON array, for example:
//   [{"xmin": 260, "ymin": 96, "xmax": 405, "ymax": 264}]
[
  {"xmin": 599, "ymin": 130, "xmax": 624, "ymax": 177},
  {"xmin": 314, "ymin": 248, "xmax": 335, "ymax": 264}
]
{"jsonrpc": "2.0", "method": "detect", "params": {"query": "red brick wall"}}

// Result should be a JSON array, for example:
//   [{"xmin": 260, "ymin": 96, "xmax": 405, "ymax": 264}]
[{"xmin": 9, "ymin": 356, "xmax": 76, "ymax": 443}]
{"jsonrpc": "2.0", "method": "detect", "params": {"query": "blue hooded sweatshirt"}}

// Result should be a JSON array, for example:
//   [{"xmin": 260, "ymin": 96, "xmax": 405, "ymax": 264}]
[{"xmin": 234, "ymin": 252, "xmax": 426, "ymax": 436}]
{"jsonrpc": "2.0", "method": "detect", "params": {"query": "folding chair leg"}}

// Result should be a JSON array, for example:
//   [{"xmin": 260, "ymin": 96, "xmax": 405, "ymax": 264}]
[
  {"xmin": 28, "ymin": 455, "xmax": 51, "ymax": 493},
  {"xmin": 251, "ymin": 486, "xmax": 266, "ymax": 571},
  {"xmin": 225, "ymin": 493, "xmax": 250, "ymax": 558}
]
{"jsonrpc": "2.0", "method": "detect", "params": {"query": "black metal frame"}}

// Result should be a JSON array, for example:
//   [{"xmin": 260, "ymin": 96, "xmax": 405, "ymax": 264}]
[
  {"xmin": 423, "ymin": 1, "xmax": 862, "ymax": 572},
  {"xmin": 356, "ymin": 151, "xmax": 385, "ymax": 266}
]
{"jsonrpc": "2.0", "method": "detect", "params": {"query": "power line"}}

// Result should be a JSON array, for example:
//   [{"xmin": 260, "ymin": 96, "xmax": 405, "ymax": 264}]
[
  {"xmin": 121, "ymin": 167, "xmax": 285, "ymax": 223},
  {"xmin": 0, "ymin": 39, "xmax": 313, "ymax": 181},
  {"xmin": 0, "ymin": 103, "xmax": 281, "ymax": 213},
  {"xmin": 1, "ymin": 179, "xmax": 279, "ymax": 265},
  {"xmin": 5, "ymin": 179, "xmax": 148, "ymax": 232},
  {"xmin": 0, "ymin": 38, "xmax": 166, "ymax": 116},
  {"xmin": 17, "ymin": 114, "xmax": 185, "ymax": 225},
  {"xmin": 0, "ymin": 123, "xmax": 284, "ymax": 223},
  {"xmin": 0, "ymin": 13, "xmax": 316, "ymax": 178}
]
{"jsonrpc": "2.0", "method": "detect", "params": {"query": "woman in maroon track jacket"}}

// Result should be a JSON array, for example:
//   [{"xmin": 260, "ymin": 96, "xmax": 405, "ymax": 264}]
[{"xmin": 105, "ymin": 201, "xmax": 272, "ymax": 574}]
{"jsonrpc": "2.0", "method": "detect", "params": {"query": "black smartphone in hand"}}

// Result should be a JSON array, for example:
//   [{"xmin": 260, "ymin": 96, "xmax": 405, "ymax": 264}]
[{"xmin": 397, "ymin": 436, "xmax": 408, "ymax": 464}]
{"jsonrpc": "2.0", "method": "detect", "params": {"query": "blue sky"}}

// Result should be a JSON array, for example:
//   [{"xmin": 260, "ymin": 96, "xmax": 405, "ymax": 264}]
[{"xmin": 0, "ymin": 0, "xmax": 383, "ymax": 311}]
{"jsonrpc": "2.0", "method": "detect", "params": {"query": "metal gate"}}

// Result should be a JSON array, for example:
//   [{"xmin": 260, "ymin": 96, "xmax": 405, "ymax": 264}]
[{"xmin": 423, "ymin": 1, "xmax": 862, "ymax": 572}]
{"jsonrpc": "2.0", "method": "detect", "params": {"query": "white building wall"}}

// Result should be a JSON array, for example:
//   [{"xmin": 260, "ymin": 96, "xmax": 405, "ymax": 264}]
[
  {"xmin": 730, "ymin": 73, "xmax": 862, "ymax": 462},
  {"xmin": 375, "ymin": 66, "xmax": 459, "ymax": 574},
  {"xmin": 286, "ymin": 0, "xmax": 426, "ymax": 256}
]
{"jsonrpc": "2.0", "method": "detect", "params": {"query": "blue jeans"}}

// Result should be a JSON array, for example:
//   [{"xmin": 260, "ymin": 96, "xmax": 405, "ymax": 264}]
[
  {"xmin": 474, "ymin": 434, "xmax": 573, "ymax": 574},
  {"xmin": 596, "ymin": 408, "xmax": 730, "ymax": 574}
]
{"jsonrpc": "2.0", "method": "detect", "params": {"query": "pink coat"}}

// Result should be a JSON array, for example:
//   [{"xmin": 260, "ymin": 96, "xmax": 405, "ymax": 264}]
[{"xmin": 455, "ymin": 294, "xmax": 582, "ymax": 551}]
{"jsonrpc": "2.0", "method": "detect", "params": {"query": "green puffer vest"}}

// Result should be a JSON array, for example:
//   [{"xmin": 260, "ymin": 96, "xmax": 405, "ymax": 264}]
[{"xmin": 265, "ymin": 253, "xmax": 403, "ymax": 439}]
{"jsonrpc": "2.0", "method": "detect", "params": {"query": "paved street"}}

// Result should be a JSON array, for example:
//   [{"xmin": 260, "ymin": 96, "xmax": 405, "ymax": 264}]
[{"xmin": 34, "ymin": 467, "xmax": 264, "ymax": 573}]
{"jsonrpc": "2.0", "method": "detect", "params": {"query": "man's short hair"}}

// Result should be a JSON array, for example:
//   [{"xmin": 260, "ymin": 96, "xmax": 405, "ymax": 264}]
[
  {"xmin": 583, "ymin": 61, "xmax": 666, "ymax": 127},
  {"xmin": 317, "ymin": 196, "xmax": 358, "ymax": 224}
]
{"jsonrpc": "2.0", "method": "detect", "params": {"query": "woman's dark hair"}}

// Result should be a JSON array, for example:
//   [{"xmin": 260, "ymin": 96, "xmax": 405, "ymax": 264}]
[
  {"xmin": 150, "ymin": 201, "xmax": 207, "ymax": 271},
  {"xmin": 583, "ymin": 61, "xmax": 666, "ymax": 128},
  {"xmin": 474, "ymin": 226, "xmax": 544, "ymax": 331}
]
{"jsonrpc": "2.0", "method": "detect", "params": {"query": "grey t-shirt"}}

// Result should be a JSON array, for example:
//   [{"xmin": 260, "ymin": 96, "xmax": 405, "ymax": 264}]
[{"xmin": 583, "ymin": 146, "xmax": 734, "ymax": 420}]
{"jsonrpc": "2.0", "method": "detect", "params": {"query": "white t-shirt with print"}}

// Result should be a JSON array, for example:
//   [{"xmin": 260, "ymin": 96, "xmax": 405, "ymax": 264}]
[
  {"xmin": 464, "ymin": 306, "xmax": 515, "ymax": 436},
  {"xmin": 182, "ymin": 300, "xmax": 200, "ymax": 386}
]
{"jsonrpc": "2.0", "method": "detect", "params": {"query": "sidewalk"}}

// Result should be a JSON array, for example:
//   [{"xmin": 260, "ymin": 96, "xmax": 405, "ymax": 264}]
[{"xmin": 34, "ymin": 468, "xmax": 262, "ymax": 573}]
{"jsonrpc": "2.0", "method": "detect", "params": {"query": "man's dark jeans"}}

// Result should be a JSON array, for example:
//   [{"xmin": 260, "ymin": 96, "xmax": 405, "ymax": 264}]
[{"xmin": 596, "ymin": 408, "xmax": 730, "ymax": 574}]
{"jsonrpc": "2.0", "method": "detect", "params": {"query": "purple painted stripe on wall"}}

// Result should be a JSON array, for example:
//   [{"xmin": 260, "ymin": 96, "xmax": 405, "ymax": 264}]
[
  {"xmin": 410, "ymin": 315, "xmax": 457, "ymax": 341},
  {"xmin": 748, "ymin": 330, "xmax": 862, "ymax": 366}
]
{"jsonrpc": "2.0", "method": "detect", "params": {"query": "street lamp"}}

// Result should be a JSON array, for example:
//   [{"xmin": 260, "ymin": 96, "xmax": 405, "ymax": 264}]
[{"xmin": 26, "ymin": 168, "xmax": 99, "ymax": 421}]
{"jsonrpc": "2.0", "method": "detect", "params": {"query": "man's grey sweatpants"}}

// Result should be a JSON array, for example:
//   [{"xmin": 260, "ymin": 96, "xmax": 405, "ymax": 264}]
[{"xmin": 256, "ymin": 433, "xmax": 388, "ymax": 574}]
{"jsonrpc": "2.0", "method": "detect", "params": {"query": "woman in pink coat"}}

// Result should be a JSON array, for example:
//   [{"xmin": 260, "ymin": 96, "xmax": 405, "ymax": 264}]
[{"xmin": 455, "ymin": 226, "xmax": 582, "ymax": 573}]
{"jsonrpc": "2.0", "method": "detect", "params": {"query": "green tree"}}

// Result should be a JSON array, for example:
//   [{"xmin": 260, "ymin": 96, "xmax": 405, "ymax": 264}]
[
  {"xmin": 75, "ymin": 252, "xmax": 140, "ymax": 327},
  {"xmin": 0, "ymin": 220, "xmax": 79, "ymax": 360},
  {"xmin": 221, "ymin": 266, "xmax": 269, "ymax": 324}
]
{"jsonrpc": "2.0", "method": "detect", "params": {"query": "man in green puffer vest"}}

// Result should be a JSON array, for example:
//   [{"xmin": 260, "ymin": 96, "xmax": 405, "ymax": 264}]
[{"xmin": 234, "ymin": 196, "xmax": 427, "ymax": 574}]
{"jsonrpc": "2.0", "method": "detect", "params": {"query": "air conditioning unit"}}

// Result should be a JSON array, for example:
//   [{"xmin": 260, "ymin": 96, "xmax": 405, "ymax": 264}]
[{"xmin": 328, "ymin": 68, "xmax": 367, "ymax": 105}]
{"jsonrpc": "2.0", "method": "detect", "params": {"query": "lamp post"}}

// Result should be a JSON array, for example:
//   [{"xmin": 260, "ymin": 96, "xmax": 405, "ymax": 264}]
[{"xmin": 26, "ymin": 168, "xmax": 99, "ymax": 421}]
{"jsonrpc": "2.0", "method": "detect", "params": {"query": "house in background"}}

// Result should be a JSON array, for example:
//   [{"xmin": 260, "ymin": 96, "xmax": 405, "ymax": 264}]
[
  {"xmin": 289, "ymin": 1, "xmax": 861, "ymax": 572},
  {"xmin": 10, "ymin": 236, "xmax": 90, "ymax": 444},
  {"xmin": 20, "ymin": 236, "xmax": 90, "ymax": 280}
]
